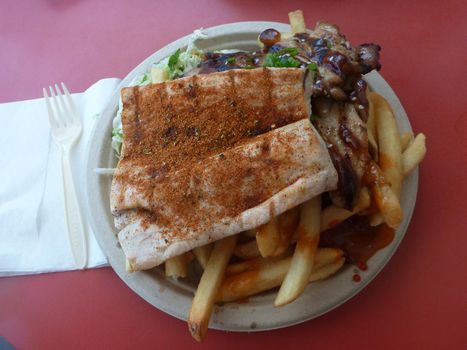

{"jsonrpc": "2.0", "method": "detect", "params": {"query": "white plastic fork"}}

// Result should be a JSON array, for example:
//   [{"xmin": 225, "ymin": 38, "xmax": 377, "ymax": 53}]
[{"xmin": 43, "ymin": 83, "xmax": 87, "ymax": 269}]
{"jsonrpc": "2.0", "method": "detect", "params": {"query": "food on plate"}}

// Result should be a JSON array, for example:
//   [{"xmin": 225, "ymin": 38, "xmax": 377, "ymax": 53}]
[
  {"xmin": 371, "ymin": 92, "xmax": 403, "ymax": 198},
  {"xmin": 400, "ymin": 131, "xmax": 414, "ymax": 152},
  {"xmin": 255, "ymin": 216, "xmax": 282, "ymax": 258},
  {"xmin": 233, "ymin": 239, "xmax": 261, "ymax": 259},
  {"xmin": 402, "ymin": 133, "xmax": 426, "ymax": 176},
  {"xmin": 218, "ymin": 247, "xmax": 345, "ymax": 303},
  {"xmin": 189, "ymin": 235, "xmax": 237, "ymax": 341},
  {"xmin": 193, "ymin": 244, "xmax": 213, "ymax": 269},
  {"xmin": 107, "ymin": 9, "xmax": 427, "ymax": 341},
  {"xmin": 165, "ymin": 253, "xmax": 188, "ymax": 278},
  {"xmin": 275, "ymin": 195, "xmax": 321, "ymax": 306}
]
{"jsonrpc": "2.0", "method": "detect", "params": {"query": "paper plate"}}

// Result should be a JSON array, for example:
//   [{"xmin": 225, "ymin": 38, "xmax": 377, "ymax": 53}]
[{"xmin": 85, "ymin": 22, "xmax": 418, "ymax": 331}]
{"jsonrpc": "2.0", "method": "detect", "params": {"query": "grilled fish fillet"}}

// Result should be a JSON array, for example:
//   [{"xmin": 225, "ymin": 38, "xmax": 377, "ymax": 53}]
[{"xmin": 111, "ymin": 68, "xmax": 338, "ymax": 270}]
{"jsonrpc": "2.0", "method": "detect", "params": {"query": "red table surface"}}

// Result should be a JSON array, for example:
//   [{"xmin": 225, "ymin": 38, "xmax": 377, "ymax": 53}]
[{"xmin": 1, "ymin": 0, "xmax": 466, "ymax": 349}]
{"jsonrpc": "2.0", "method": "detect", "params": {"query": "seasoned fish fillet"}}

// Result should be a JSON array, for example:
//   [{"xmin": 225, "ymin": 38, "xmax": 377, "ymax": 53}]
[{"xmin": 111, "ymin": 68, "xmax": 338, "ymax": 270}]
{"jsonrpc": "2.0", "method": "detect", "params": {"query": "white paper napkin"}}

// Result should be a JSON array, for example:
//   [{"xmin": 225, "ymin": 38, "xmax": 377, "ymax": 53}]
[{"xmin": 0, "ymin": 78, "xmax": 121, "ymax": 276}]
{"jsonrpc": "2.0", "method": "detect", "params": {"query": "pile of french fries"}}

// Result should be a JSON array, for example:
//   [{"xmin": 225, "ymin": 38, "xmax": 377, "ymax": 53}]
[{"xmin": 147, "ymin": 10, "xmax": 427, "ymax": 342}]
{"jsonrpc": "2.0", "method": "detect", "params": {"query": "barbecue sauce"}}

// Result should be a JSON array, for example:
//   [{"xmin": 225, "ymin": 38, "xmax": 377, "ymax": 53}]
[
  {"xmin": 197, "ymin": 52, "xmax": 262, "ymax": 74},
  {"xmin": 259, "ymin": 28, "xmax": 281, "ymax": 48},
  {"xmin": 319, "ymin": 215, "xmax": 395, "ymax": 265}
]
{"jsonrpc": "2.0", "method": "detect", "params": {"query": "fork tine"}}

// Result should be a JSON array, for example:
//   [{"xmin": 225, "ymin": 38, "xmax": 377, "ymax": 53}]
[
  {"xmin": 55, "ymin": 83, "xmax": 72, "ymax": 125},
  {"xmin": 49, "ymin": 85, "xmax": 63, "ymax": 127},
  {"xmin": 43, "ymin": 88, "xmax": 57, "ymax": 129},
  {"xmin": 61, "ymin": 83, "xmax": 80, "ymax": 124}
]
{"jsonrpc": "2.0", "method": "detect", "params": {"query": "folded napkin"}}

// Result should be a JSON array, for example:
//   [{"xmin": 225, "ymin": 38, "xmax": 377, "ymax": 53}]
[{"xmin": 0, "ymin": 78, "xmax": 121, "ymax": 276}]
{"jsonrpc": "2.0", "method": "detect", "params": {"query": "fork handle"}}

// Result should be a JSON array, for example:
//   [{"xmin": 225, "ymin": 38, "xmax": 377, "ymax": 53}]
[{"xmin": 61, "ymin": 148, "xmax": 87, "ymax": 269}]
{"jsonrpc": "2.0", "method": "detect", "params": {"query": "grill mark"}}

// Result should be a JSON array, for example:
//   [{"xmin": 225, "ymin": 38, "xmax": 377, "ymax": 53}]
[
  {"xmin": 159, "ymin": 82, "xmax": 172, "ymax": 160},
  {"xmin": 265, "ymin": 68, "xmax": 275, "ymax": 125},
  {"xmin": 228, "ymin": 69, "xmax": 235, "ymax": 113},
  {"xmin": 246, "ymin": 68, "xmax": 276, "ymax": 137},
  {"xmin": 190, "ymin": 74, "xmax": 198, "ymax": 102},
  {"xmin": 132, "ymin": 88, "xmax": 142, "ymax": 144}
]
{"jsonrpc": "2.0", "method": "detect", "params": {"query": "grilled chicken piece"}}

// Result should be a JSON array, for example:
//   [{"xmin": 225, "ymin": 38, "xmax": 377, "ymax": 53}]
[
  {"xmin": 191, "ymin": 21, "xmax": 380, "ymax": 118},
  {"xmin": 111, "ymin": 68, "xmax": 337, "ymax": 270},
  {"xmin": 256, "ymin": 21, "xmax": 380, "ymax": 209},
  {"xmin": 259, "ymin": 21, "xmax": 380, "ymax": 120},
  {"xmin": 312, "ymin": 98, "xmax": 369, "ymax": 209}
]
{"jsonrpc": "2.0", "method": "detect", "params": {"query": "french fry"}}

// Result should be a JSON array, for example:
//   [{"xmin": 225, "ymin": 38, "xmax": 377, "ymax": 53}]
[
  {"xmin": 308, "ymin": 257, "xmax": 345, "ymax": 281},
  {"xmin": 255, "ymin": 217, "xmax": 281, "ymax": 257},
  {"xmin": 288, "ymin": 10, "xmax": 306, "ymax": 33},
  {"xmin": 275, "ymin": 196, "xmax": 321, "ymax": 307},
  {"xmin": 188, "ymin": 235, "xmax": 237, "ymax": 342},
  {"xmin": 217, "ymin": 248, "xmax": 344, "ymax": 303},
  {"xmin": 233, "ymin": 239, "xmax": 261, "ymax": 259},
  {"xmin": 371, "ymin": 92, "xmax": 403, "ymax": 198},
  {"xmin": 274, "ymin": 207, "xmax": 300, "ymax": 256},
  {"xmin": 402, "ymin": 133, "xmax": 426, "ymax": 176},
  {"xmin": 235, "ymin": 189, "xmax": 370, "ymax": 262},
  {"xmin": 371, "ymin": 130, "xmax": 424, "ymax": 225},
  {"xmin": 220, "ymin": 259, "xmax": 289, "ymax": 303},
  {"xmin": 320, "ymin": 188, "xmax": 370, "ymax": 232},
  {"xmin": 370, "ymin": 133, "xmax": 421, "ymax": 227},
  {"xmin": 367, "ymin": 162, "xmax": 403, "ymax": 228},
  {"xmin": 165, "ymin": 253, "xmax": 188, "ymax": 278},
  {"xmin": 225, "ymin": 255, "xmax": 287, "ymax": 276},
  {"xmin": 400, "ymin": 131, "xmax": 414, "ymax": 152},
  {"xmin": 193, "ymin": 244, "xmax": 213, "ymax": 270}
]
